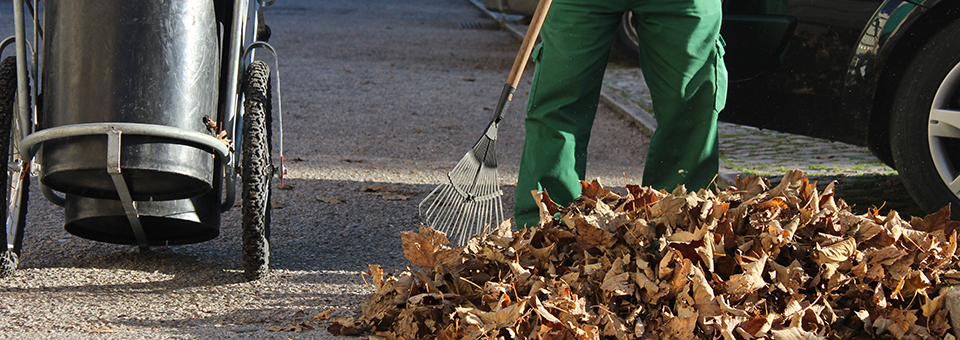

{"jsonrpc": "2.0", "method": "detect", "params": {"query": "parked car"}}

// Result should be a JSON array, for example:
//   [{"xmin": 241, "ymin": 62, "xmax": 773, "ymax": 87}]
[{"xmin": 485, "ymin": 0, "xmax": 960, "ymax": 219}]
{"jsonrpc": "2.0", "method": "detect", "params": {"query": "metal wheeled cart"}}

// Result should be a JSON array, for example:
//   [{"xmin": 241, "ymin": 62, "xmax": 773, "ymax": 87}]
[{"xmin": 0, "ymin": 0, "xmax": 284, "ymax": 281}]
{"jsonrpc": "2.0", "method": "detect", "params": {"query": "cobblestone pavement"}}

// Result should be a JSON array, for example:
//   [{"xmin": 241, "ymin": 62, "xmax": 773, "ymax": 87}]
[{"xmin": 472, "ymin": 0, "xmax": 926, "ymax": 218}]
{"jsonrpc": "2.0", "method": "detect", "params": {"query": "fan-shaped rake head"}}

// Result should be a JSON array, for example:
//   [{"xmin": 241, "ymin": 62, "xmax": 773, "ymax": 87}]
[{"xmin": 419, "ymin": 124, "xmax": 504, "ymax": 246}]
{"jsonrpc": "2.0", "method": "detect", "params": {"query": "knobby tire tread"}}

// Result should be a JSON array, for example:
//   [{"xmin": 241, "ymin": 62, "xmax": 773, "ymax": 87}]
[
  {"xmin": 241, "ymin": 61, "xmax": 272, "ymax": 281},
  {"xmin": 0, "ymin": 57, "xmax": 29, "ymax": 278}
]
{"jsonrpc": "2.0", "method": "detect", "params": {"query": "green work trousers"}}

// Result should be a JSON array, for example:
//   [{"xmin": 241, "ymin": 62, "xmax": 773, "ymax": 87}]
[{"xmin": 514, "ymin": 0, "xmax": 727, "ymax": 228}]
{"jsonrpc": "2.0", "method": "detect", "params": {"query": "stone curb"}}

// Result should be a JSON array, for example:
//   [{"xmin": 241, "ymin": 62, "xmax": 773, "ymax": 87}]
[{"xmin": 468, "ymin": 0, "xmax": 737, "ymax": 189}]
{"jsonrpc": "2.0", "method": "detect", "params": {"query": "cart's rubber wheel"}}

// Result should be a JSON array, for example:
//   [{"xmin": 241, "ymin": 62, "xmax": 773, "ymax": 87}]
[
  {"xmin": 0, "ymin": 57, "xmax": 29, "ymax": 278},
  {"xmin": 241, "ymin": 61, "xmax": 272, "ymax": 281}
]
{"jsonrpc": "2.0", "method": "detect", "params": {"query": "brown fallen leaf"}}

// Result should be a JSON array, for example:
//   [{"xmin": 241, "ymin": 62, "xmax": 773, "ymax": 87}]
[
  {"xmin": 215, "ymin": 130, "xmax": 233, "ymax": 152},
  {"xmin": 378, "ymin": 193, "xmax": 411, "ymax": 201},
  {"xmin": 313, "ymin": 308, "xmax": 333, "ymax": 320},
  {"xmin": 326, "ymin": 317, "xmax": 363, "ymax": 336},
  {"xmin": 400, "ymin": 225, "xmax": 461, "ymax": 272}
]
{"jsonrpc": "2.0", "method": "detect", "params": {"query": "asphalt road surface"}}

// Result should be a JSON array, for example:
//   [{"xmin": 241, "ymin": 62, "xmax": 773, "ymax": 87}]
[{"xmin": 0, "ymin": 0, "xmax": 651, "ymax": 338}]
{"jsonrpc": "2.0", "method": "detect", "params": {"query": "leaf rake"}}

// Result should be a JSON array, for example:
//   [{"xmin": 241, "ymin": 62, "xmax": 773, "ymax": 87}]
[{"xmin": 419, "ymin": 0, "xmax": 552, "ymax": 246}]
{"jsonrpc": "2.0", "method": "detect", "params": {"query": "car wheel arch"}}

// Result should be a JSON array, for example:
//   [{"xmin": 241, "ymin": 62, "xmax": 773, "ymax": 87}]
[{"xmin": 847, "ymin": 0, "xmax": 960, "ymax": 167}]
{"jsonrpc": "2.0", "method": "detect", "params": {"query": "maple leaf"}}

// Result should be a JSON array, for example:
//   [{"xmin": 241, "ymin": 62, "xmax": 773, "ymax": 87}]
[
  {"xmin": 509, "ymin": 262, "xmax": 532, "ymax": 281},
  {"xmin": 739, "ymin": 314, "xmax": 774, "ymax": 338},
  {"xmin": 394, "ymin": 306, "xmax": 444, "ymax": 339},
  {"xmin": 733, "ymin": 173, "xmax": 770, "ymax": 202},
  {"xmin": 910, "ymin": 205, "xmax": 960, "ymax": 234},
  {"xmin": 726, "ymin": 253, "xmax": 768, "ymax": 298},
  {"xmin": 891, "ymin": 270, "xmax": 931, "ymax": 300},
  {"xmin": 313, "ymin": 309, "xmax": 333, "ymax": 320},
  {"xmin": 767, "ymin": 169, "xmax": 806, "ymax": 200},
  {"xmin": 598, "ymin": 308, "xmax": 629, "ymax": 338},
  {"xmin": 530, "ymin": 242, "xmax": 556, "ymax": 262},
  {"xmin": 600, "ymin": 256, "xmax": 634, "ymax": 296},
  {"xmin": 400, "ymin": 225, "xmax": 462, "ymax": 272},
  {"xmin": 580, "ymin": 178, "xmax": 612, "ymax": 199},
  {"xmin": 715, "ymin": 313, "xmax": 748, "ymax": 340},
  {"xmin": 812, "ymin": 237, "xmax": 857, "ymax": 266},
  {"xmin": 928, "ymin": 308, "xmax": 952, "ymax": 338},
  {"xmin": 623, "ymin": 184, "xmax": 663, "ymax": 211},
  {"xmin": 874, "ymin": 308, "xmax": 921, "ymax": 338},
  {"xmin": 770, "ymin": 324, "xmax": 822, "ymax": 340},
  {"xmin": 633, "ymin": 269, "xmax": 662, "ymax": 304},
  {"xmin": 571, "ymin": 323, "xmax": 601, "ymax": 340},
  {"xmin": 570, "ymin": 213, "xmax": 616, "ymax": 250},
  {"xmin": 667, "ymin": 256, "xmax": 695, "ymax": 297},
  {"xmin": 647, "ymin": 188, "xmax": 698, "ymax": 229},
  {"xmin": 768, "ymin": 259, "xmax": 807, "ymax": 295},
  {"xmin": 668, "ymin": 236, "xmax": 707, "ymax": 270},
  {"xmin": 456, "ymin": 300, "xmax": 528, "ymax": 335},
  {"xmin": 690, "ymin": 264, "xmax": 721, "ymax": 322},
  {"xmin": 531, "ymin": 295, "xmax": 561, "ymax": 326},
  {"xmin": 940, "ymin": 231, "xmax": 958, "ymax": 265},
  {"xmin": 327, "ymin": 317, "xmax": 363, "ymax": 336},
  {"xmin": 585, "ymin": 198, "xmax": 632, "ymax": 233},
  {"xmin": 662, "ymin": 287, "xmax": 699, "ymax": 340},
  {"xmin": 532, "ymin": 190, "xmax": 560, "ymax": 226}
]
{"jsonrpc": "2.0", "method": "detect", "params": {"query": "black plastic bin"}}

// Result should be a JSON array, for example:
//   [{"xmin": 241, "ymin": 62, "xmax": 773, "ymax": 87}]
[{"xmin": 40, "ymin": 0, "xmax": 220, "ymax": 201}]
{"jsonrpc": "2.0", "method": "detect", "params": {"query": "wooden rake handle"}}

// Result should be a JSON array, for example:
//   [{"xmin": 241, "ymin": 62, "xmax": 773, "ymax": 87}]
[
  {"xmin": 491, "ymin": 0, "xmax": 552, "ymax": 124},
  {"xmin": 508, "ymin": 0, "xmax": 552, "ymax": 87}
]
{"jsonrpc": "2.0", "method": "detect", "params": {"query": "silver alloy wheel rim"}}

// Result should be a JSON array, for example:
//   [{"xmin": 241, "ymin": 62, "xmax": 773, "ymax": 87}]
[
  {"xmin": 621, "ymin": 12, "xmax": 640, "ymax": 51},
  {"xmin": 929, "ymin": 59, "xmax": 960, "ymax": 196}
]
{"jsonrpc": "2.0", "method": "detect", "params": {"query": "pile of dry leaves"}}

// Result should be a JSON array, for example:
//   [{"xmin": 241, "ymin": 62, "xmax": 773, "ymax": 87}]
[{"xmin": 329, "ymin": 170, "xmax": 960, "ymax": 339}]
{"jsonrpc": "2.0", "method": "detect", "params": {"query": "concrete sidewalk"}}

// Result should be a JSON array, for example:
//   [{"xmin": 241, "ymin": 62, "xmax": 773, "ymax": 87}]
[{"xmin": 469, "ymin": 0, "xmax": 897, "ymax": 190}]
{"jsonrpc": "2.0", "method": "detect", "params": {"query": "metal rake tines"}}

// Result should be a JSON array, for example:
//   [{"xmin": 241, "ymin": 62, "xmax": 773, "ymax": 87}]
[
  {"xmin": 419, "ymin": 145, "xmax": 504, "ymax": 246},
  {"xmin": 419, "ymin": 184, "xmax": 504, "ymax": 246}
]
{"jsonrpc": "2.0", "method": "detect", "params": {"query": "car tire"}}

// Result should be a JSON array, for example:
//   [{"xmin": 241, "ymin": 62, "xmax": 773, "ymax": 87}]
[
  {"xmin": 612, "ymin": 12, "xmax": 641, "ymax": 66},
  {"xmin": 890, "ymin": 20, "xmax": 960, "ymax": 219}
]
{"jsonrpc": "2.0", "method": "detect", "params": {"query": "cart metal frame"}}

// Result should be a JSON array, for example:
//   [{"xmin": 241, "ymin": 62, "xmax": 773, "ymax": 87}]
[{"xmin": 0, "ymin": 0, "xmax": 284, "ymax": 281}]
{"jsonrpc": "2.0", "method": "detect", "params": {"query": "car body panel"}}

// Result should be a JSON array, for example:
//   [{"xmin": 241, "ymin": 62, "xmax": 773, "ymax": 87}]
[
  {"xmin": 721, "ymin": 14, "xmax": 796, "ymax": 81},
  {"xmin": 721, "ymin": 0, "xmax": 889, "ymax": 146}
]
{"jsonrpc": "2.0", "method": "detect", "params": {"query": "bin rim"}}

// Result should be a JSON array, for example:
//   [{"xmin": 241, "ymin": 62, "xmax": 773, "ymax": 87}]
[{"xmin": 20, "ymin": 122, "xmax": 231, "ymax": 162}]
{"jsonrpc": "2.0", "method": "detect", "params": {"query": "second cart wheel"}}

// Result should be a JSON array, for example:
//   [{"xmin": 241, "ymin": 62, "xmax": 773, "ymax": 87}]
[
  {"xmin": 241, "ymin": 61, "xmax": 273, "ymax": 281},
  {"xmin": 0, "ymin": 57, "xmax": 30, "ymax": 278}
]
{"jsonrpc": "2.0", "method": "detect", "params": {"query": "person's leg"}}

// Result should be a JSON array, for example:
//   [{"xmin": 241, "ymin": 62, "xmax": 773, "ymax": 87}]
[
  {"xmin": 632, "ymin": 0, "xmax": 726, "ymax": 192},
  {"xmin": 513, "ymin": 0, "xmax": 626, "ymax": 228}
]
